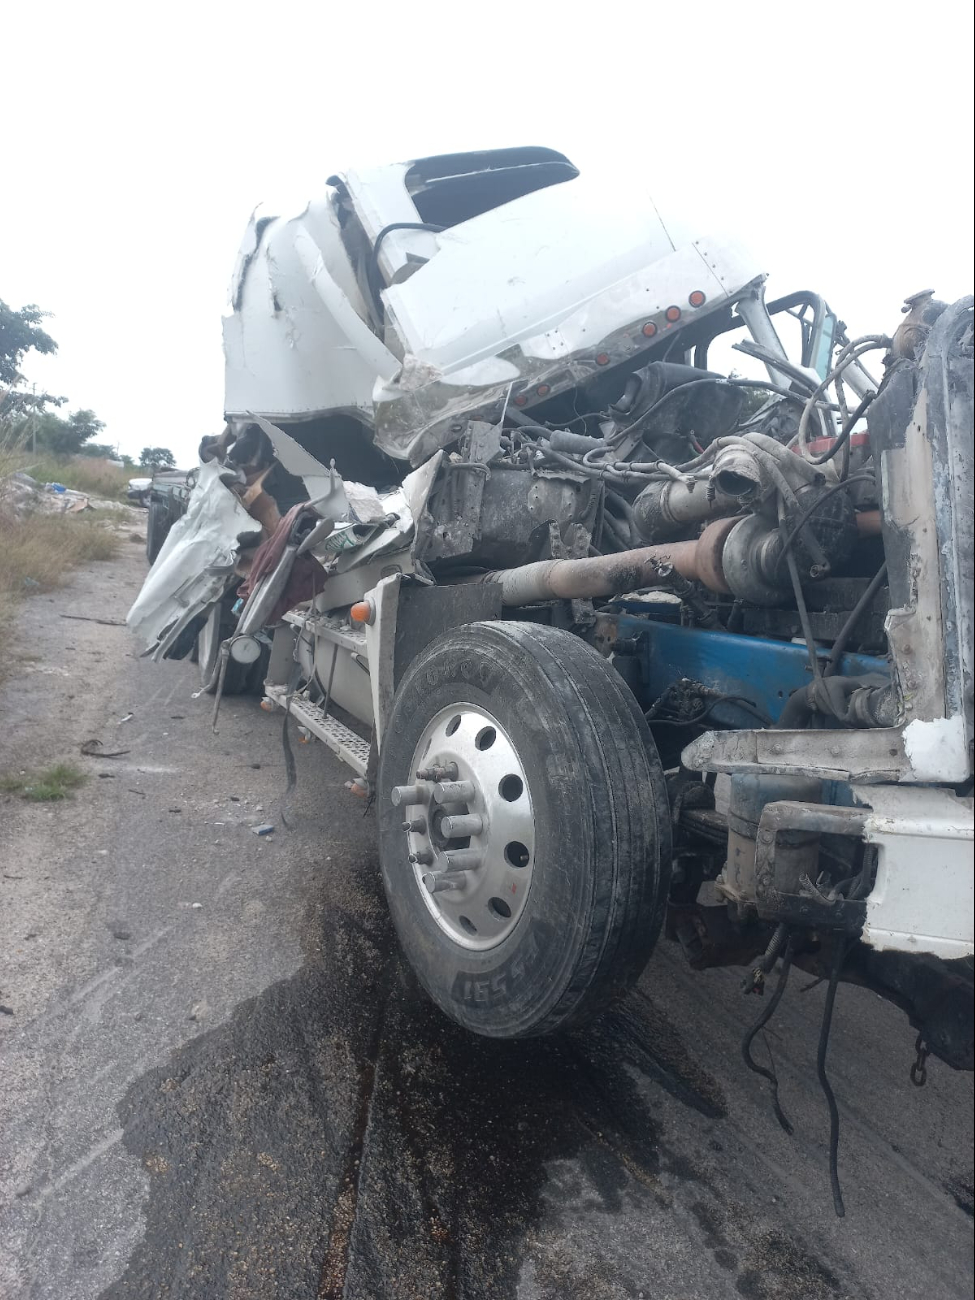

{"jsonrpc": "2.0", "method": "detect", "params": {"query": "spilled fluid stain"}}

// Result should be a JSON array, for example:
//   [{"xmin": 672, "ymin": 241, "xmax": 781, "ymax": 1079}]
[
  {"xmin": 325, "ymin": 977, "xmax": 725, "ymax": 1299},
  {"xmin": 98, "ymin": 855, "xmax": 925, "ymax": 1300},
  {"xmin": 97, "ymin": 850, "xmax": 736, "ymax": 1300}
]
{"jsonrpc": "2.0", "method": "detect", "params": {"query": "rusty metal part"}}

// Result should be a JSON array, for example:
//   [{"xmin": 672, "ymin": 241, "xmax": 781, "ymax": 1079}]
[
  {"xmin": 455, "ymin": 502, "xmax": 874, "ymax": 610},
  {"xmin": 695, "ymin": 517, "xmax": 738, "ymax": 595},
  {"xmin": 461, "ymin": 539, "xmax": 705, "ymax": 606},
  {"xmin": 753, "ymin": 800, "xmax": 869, "ymax": 926},
  {"xmin": 854, "ymin": 510, "xmax": 881, "ymax": 537}
]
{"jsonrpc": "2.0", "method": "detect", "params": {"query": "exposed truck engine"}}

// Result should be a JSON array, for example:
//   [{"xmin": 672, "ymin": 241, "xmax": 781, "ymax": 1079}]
[{"xmin": 128, "ymin": 147, "xmax": 974, "ymax": 1214}]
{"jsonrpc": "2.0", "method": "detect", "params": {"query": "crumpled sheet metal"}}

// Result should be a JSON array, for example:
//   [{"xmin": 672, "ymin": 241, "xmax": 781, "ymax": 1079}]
[
  {"xmin": 126, "ymin": 460, "xmax": 255, "ymax": 658},
  {"xmin": 249, "ymin": 413, "xmax": 425, "ymax": 585}
]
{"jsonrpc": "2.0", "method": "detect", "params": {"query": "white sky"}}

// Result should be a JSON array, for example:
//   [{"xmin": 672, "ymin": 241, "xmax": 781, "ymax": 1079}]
[{"xmin": 3, "ymin": 0, "xmax": 973, "ymax": 465}]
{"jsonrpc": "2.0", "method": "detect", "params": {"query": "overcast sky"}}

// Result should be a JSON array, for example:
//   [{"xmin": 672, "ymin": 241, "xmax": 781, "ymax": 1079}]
[{"xmin": 4, "ymin": 0, "xmax": 973, "ymax": 466}]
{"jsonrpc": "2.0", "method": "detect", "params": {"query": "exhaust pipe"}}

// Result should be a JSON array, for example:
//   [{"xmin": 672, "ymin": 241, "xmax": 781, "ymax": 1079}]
[{"xmin": 462, "ymin": 519, "xmax": 737, "ymax": 606}]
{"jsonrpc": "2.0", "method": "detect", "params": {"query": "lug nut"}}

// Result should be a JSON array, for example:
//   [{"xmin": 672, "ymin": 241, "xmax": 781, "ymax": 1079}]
[
  {"xmin": 417, "ymin": 763, "xmax": 459, "ymax": 782},
  {"xmin": 409, "ymin": 848, "xmax": 434, "ymax": 866},
  {"xmin": 401, "ymin": 816, "xmax": 427, "ymax": 833},
  {"xmin": 440, "ymin": 813, "xmax": 484, "ymax": 837},
  {"xmin": 390, "ymin": 783, "xmax": 430, "ymax": 807},
  {"xmin": 433, "ymin": 780, "xmax": 476, "ymax": 804},
  {"xmin": 422, "ymin": 870, "xmax": 467, "ymax": 894}
]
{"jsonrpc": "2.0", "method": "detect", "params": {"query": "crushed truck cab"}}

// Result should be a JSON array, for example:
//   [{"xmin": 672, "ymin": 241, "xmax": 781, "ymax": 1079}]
[{"xmin": 129, "ymin": 146, "xmax": 974, "ymax": 1207}]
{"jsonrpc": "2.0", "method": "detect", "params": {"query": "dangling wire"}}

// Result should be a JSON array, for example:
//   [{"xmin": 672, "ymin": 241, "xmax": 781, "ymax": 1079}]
[
  {"xmin": 818, "ymin": 936, "xmax": 851, "ymax": 1217},
  {"xmin": 741, "ymin": 933, "xmax": 796, "ymax": 1135}
]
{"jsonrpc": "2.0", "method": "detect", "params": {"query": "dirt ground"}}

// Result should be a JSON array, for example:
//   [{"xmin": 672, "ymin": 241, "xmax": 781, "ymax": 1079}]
[{"xmin": 0, "ymin": 540, "xmax": 972, "ymax": 1300}]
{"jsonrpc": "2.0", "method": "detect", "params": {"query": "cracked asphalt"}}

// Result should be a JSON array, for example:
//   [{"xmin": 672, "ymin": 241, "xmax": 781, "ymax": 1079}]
[{"xmin": 0, "ymin": 540, "xmax": 972, "ymax": 1299}]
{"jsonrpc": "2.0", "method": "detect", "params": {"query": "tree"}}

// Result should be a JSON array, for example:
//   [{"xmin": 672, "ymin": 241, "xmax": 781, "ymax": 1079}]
[
  {"xmin": 0, "ymin": 300, "xmax": 57, "ymax": 388},
  {"xmin": 16, "ymin": 407, "xmax": 109, "ymax": 456},
  {"xmin": 78, "ymin": 442, "xmax": 118, "ymax": 459},
  {"xmin": 140, "ymin": 446, "xmax": 176, "ymax": 469},
  {"xmin": 0, "ymin": 301, "xmax": 65, "ymax": 426},
  {"xmin": 65, "ymin": 409, "xmax": 105, "ymax": 445}
]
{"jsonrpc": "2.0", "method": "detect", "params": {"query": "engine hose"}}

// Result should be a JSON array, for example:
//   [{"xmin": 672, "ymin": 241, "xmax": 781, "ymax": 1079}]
[
  {"xmin": 802, "ymin": 392, "xmax": 875, "ymax": 475},
  {"xmin": 824, "ymin": 561, "xmax": 888, "ymax": 675},
  {"xmin": 795, "ymin": 341, "xmax": 885, "ymax": 458}
]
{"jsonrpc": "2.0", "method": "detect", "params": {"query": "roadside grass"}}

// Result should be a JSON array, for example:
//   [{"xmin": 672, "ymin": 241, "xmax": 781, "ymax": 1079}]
[
  {"xmin": 0, "ymin": 762, "xmax": 88, "ymax": 802},
  {"xmin": 0, "ymin": 507, "xmax": 122, "ymax": 675},
  {"xmin": 0, "ymin": 509, "xmax": 119, "ymax": 591}
]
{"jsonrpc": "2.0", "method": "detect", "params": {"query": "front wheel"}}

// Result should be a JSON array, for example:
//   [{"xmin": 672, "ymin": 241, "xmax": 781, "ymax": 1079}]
[{"xmin": 378, "ymin": 621, "xmax": 672, "ymax": 1039}]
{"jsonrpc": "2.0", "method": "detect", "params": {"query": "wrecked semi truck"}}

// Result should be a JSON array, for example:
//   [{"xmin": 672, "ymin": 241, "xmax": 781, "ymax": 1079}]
[{"xmin": 129, "ymin": 148, "xmax": 973, "ymax": 1136}]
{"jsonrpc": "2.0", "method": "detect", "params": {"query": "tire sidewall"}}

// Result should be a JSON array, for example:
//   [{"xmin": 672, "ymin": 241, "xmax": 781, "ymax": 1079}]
[{"xmin": 379, "ymin": 626, "xmax": 629, "ymax": 1038}]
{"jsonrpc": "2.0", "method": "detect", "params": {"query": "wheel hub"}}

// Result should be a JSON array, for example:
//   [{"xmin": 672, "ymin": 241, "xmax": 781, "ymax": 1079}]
[{"xmin": 391, "ymin": 704, "xmax": 535, "ymax": 950}]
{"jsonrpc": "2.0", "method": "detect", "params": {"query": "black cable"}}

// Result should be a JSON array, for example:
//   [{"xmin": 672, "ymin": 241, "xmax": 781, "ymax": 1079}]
[
  {"xmin": 741, "ymin": 935, "xmax": 795, "ymax": 1135},
  {"xmin": 805, "ymin": 392, "xmax": 875, "ymax": 467},
  {"xmin": 278, "ymin": 658, "xmax": 304, "ymax": 830},
  {"xmin": 824, "ymin": 561, "xmax": 888, "ymax": 676},
  {"xmin": 785, "ymin": 544, "xmax": 823, "ymax": 680},
  {"xmin": 648, "ymin": 693, "xmax": 772, "ymax": 728},
  {"xmin": 504, "ymin": 420, "xmax": 549, "ymax": 438},
  {"xmin": 729, "ymin": 378, "xmax": 841, "ymax": 410},
  {"xmin": 818, "ymin": 937, "xmax": 850, "ymax": 1217}
]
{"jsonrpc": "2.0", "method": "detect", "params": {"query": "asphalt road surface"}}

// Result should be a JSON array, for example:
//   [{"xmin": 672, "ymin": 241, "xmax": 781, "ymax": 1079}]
[{"xmin": 1, "ymin": 540, "xmax": 972, "ymax": 1300}]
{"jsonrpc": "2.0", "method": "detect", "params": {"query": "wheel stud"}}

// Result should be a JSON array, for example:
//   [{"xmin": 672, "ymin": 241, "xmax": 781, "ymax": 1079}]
[
  {"xmin": 401, "ymin": 816, "xmax": 427, "ymax": 833},
  {"xmin": 391, "ymin": 783, "xmax": 430, "ymax": 807},
  {"xmin": 422, "ymin": 870, "xmax": 466, "ymax": 894},
  {"xmin": 440, "ymin": 813, "xmax": 484, "ymax": 837},
  {"xmin": 443, "ymin": 848, "xmax": 483, "ymax": 870},
  {"xmin": 433, "ymin": 780, "xmax": 476, "ymax": 804},
  {"xmin": 409, "ymin": 848, "xmax": 434, "ymax": 866}
]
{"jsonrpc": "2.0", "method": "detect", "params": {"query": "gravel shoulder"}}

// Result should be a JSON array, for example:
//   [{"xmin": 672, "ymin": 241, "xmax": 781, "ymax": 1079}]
[{"xmin": 0, "ymin": 541, "xmax": 971, "ymax": 1300}]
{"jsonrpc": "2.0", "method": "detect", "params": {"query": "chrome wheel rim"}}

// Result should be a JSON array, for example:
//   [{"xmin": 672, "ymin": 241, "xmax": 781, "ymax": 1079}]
[{"xmin": 398, "ymin": 703, "xmax": 535, "ymax": 950}]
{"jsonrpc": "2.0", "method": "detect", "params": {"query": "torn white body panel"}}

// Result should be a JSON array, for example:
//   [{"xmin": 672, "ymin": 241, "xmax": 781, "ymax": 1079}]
[
  {"xmin": 223, "ymin": 198, "xmax": 380, "ymax": 422},
  {"xmin": 855, "ymin": 785, "xmax": 975, "ymax": 960},
  {"xmin": 126, "ymin": 461, "xmax": 255, "ymax": 657},
  {"xmin": 901, "ymin": 715, "xmax": 971, "ymax": 785}
]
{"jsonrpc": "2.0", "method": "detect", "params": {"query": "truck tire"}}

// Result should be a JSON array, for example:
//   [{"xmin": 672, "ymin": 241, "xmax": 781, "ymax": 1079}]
[
  {"xmin": 377, "ymin": 621, "xmax": 672, "ymax": 1039},
  {"xmin": 197, "ymin": 602, "xmax": 253, "ymax": 695},
  {"xmin": 145, "ymin": 499, "xmax": 167, "ymax": 565}
]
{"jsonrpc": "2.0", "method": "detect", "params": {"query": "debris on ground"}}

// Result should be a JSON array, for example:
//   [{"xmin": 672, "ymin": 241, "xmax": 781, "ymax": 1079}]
[
  {"xmin": 80, "ymin": 739, "xmax": 130, "ymax": 758},
  {"xmin": 0, "ymin": 471, "xmax": 90, "ymax": 518}
]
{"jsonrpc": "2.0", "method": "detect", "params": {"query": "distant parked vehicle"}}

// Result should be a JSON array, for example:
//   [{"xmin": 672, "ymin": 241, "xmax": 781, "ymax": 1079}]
[{"xmin": 126, "ymin": 476, "xmax": 152, "ymax": 507}]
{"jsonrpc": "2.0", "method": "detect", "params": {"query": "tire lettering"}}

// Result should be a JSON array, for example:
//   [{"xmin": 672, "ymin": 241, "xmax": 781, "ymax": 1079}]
[{"xmin": 449, "ymin": 920, "xmax": 553, "ymax": 1008}]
